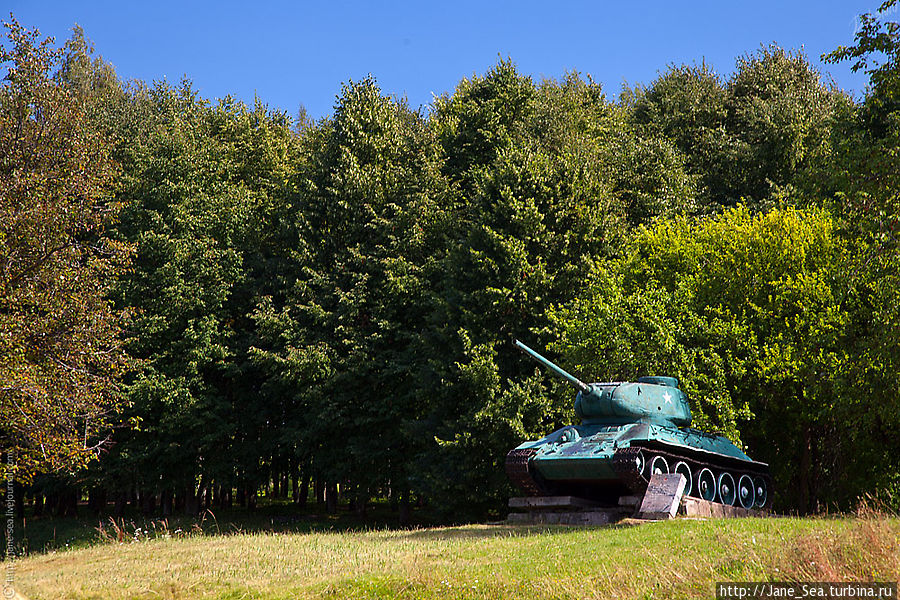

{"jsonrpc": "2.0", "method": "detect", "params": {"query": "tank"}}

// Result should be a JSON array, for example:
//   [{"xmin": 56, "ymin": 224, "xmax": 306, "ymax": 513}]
[{"xmin": 506, "ymin": 340, "xmax": 771, "ymax": 509}]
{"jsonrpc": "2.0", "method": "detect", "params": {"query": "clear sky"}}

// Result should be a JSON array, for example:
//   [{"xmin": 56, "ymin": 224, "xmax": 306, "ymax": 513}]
[{"xmin": 5, "ymin": 1, "xmax": 884, "ymax": 120}]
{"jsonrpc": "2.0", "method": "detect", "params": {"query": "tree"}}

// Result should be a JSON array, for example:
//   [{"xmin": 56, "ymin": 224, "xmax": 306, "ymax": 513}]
[
  {"xmin": 92, "ymin": 81, "xmax": 302, "ymax": 513},
  {"xmin": 726, "ymin": 46, "xmax": 841, "ymax": 205},
  {"xmin": 631, "ymin": 47, "xmax": 843, "ymax": 209},
  {"xmin": 0, "ymin": 19, "xmax": 131, "ymax": 480},
  {"xmin": 825, "ymin": 0, "xmax": 900, "ymax": 126},
  {"xmin": 820, "ymin": 0, "xmax": 900, "ymax": 243},
  {"xmin": 820, "ymin": 0, "xmax": 900, "ymax": 507},
  {"xmin": 551, "ymin": 205, "xmax": 897, "ymax": 512},
  {"xmin": 252, "ymin": 77, "xmax": 450, "ymax": 516},
  {"xmin": 628, "ymin": 62, "xmax": 729, "ymax": 208},
  {"xmin": 415, "ymin": 63, "xmax": 695, "ymax": 517}
]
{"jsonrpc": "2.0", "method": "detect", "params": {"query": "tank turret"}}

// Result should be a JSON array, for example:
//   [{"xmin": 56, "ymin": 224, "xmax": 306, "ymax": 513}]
[{"xmin": 515, "ymin": 340, "xmax": 691, "ymax": 426}]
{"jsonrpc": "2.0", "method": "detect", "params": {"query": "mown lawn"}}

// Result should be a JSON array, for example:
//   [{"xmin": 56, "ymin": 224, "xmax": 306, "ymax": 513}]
[{"xmin": 9, "ymin": 514, "xmax": 899, "ymax": 600}]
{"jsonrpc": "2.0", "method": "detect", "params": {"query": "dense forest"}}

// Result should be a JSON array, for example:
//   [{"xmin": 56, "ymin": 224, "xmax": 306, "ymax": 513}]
[{"xmin": 2, "ymin": 3, "xmax": 899, "ymax": 522}]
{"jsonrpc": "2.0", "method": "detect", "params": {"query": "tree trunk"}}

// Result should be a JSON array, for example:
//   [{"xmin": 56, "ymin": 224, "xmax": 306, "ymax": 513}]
[
  {"xmin": 315, "ymin": 479, "xmax": 324, "ymax": 506},
  {"xmin": 114, "ymin": 491, "xmax": 127, "ymax": 517},
  {"xmin": 325, "ymin": 482, "xmax": 337, "ymax": 513},
  {"xmin": 32, "ymin": 492, "xmax": 44, "ymax": 517},
  {"xmin": 14, "ymin": 482, "xmax": 25, "ymax": 519},
  {"xmin": 140, "ymin": 490, "xmax": 156, "ymax": 515},
  {"xmin": 185, "ymin": 478, "xmax": 204, "ymax": 515},
  {"xmin": 354, "ymin": 489, "xmax": 368, "ymax": 518},
  {"xmin": 161, "ymin": 489, "xmax": 173, "ymax": 516},
  {"xmin": 297, "ymin": 471, "xmax": 310, "ymax": 508},
  {"xmin": 57, "ymin": 487, "xmax": 77, "ymax": 518},
  {"xmin": 88, "ymin": 487, "xmax": 107, "ymax": 515},
  {"xmin": 399, "ymin": 489, "xmax": 411, "ymax": 526},
  {"xmin": 799, "ymin": 425, "xmax": 812, "ymax": 515}
]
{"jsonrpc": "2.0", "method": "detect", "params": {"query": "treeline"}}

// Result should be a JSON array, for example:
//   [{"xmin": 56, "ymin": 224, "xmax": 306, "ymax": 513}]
[{"xmin": 2, "ymin": 6, "xmax": 899, "ymax": 521}]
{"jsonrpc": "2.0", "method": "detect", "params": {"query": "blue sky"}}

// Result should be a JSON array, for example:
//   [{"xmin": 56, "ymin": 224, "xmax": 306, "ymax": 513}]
[{"xmin": 6, "ymin": 1, "xmax": 885, "ymax": 120}]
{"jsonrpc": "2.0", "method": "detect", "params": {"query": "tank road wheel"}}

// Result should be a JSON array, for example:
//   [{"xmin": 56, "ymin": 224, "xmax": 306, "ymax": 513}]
[
  {"xmin": 634, "ymin": 449, "xmax": 646, "ymax": 477},
  {"xmin": 718, "ymin": 472, "xmax": 736, "ymax": 506},
  {"xmin": 753, "ymin": 476, "xmax": 768, "ymax": 508},
  {"xmin": 737, "ymin": 474, "xmax": 755, "ymax": 509},
  {"xmin": 697, "ymin": 468, "xmax": 716, "ymax": 501},
  {"xmin": 673, "ymin": 461, "xmax": 692, "ymax": 496},
  {"xmin": 650, "ymin": 455, "xmax": 669, "ymax": 476}
]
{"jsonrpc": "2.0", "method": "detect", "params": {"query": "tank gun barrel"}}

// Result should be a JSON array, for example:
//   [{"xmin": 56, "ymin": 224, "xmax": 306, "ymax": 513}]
[{"xmin": 514, "ymin": 340, "xmax": 589, "ymax": 392}]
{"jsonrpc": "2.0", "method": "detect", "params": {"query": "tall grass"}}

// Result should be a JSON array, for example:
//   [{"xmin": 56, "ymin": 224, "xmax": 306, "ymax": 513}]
[{"xmin": 777, "ymin": 504, "xmax": 898, "ymax": 582}]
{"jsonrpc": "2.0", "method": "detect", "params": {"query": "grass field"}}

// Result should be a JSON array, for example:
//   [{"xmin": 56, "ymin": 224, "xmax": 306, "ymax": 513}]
[{"xmin": 7, "ymin": 509, "xmax": 899, "ymax": 600}]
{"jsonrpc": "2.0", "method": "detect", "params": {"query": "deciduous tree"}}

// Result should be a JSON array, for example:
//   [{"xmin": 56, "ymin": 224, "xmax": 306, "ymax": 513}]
[{"xmin": 0, "ymin": 20, "xmax": 130, "ymax": 479}]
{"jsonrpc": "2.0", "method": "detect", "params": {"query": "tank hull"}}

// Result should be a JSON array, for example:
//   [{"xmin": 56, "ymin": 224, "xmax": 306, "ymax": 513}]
[{"xmin": 506, "ymin": 421, "xmax": 771, "ymax": 509}]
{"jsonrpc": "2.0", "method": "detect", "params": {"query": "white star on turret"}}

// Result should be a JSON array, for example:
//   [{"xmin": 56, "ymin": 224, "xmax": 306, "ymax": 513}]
[{"xmin": 663, "ymin": 391, "xmax": 672, "ymax": 404}]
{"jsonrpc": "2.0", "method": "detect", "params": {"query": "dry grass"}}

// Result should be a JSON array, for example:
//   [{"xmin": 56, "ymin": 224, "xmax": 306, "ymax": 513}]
[
  {"xmin": 776, "ymin": 506, "xmax": 899, "ymax": 583},
  {"xmin": 8, "ymin": 514, "xmax": 899, "ymax": 600}
]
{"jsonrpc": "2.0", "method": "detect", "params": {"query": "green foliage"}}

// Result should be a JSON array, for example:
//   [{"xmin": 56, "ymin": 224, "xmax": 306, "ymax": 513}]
[
  {"xmin": 725, "ymin": 47, "xmax": 840, "ymax": 204},
  {"xmin": 405, "ymin": 63, "xmax": 698, "ymax": 517},
  {"xmin": 825, "ymin": 0, "xmax": 900, "ymax": 128},
  {"xmin": 6, "ymin": 16, "xmax": 900, "ymax": 518},
  {"xmin": 628, "ymin": 62, "xmax": 729, "ymax": 207},
  {"xmin": 251, "ymin": 76, "xmax": 449, "ymax": 509},
  {"xmin": 632, "ymin": 46, "xmax": 842, "ymax": 209},
  {"xmin": 550, "ymin": 267, "xmax": 752, "ymax": 442},
  {"xmin": 552, "ymin": 206, "xmax": 896, "ymax": 511},
  {"xmin": 819, "ymin": 0, "xmax": 900, "ymax": 508},
  {"xmin": 0, "ymin": 19, "xmax": 131, "ymax": 480},
  {"xmin": 90, "ymin": 80, "xmax": 303, "ymax": 501}
]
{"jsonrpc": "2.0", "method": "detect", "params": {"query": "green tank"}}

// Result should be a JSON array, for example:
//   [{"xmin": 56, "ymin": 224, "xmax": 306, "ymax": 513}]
[{"xmin": 506, "ymin": 340, "xmax": 771, "ymax": 509}]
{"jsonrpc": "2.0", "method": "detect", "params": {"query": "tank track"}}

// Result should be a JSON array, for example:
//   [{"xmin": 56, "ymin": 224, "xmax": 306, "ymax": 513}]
[
  {"xmin": 507, "ymin": 446, "xmax": 652, "ymax": 498},
  {"xmin": 611, "ymin": 446, "xmax": 649, "ymax": 495},
  {"xmin": 506, "ymin": 444, "xmax": 772, "ymax": 509},
  {"xmin": 505, "ymin": 448, "xmax": 546, "ymax": 496},
  {"xmin": 632, "ymin": 442, "xmax": 773, "ymax": 509}
]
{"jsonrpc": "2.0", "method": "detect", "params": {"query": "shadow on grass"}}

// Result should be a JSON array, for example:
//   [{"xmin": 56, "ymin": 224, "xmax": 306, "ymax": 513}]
[
  {"xmin": 3, "ymin": 500, "xmax": 502, "ymax": 556},
  {"xmin": 392, "ymin": 519, "xmax": 644, "ymax": 542},
  {"xmin": 5, "ymin": 499, "xmax": 656, "ymax": 557}
]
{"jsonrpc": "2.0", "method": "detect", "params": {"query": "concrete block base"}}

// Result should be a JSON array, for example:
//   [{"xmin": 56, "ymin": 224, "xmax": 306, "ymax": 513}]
[
  {"xmin": 507, "ymin": 492, "xmax": 768, "ymax": 525},
  {"xmin": 507, "ymin": 509, "xmax": 624, "ymax": 526},
  {"xmin": 679, "ymin": 496, "xmax": 765, "ymax": 518}
]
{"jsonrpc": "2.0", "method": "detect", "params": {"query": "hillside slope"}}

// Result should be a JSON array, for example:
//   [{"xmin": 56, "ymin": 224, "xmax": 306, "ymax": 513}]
[{"xmin": 12, "ymin": 515, "xmax": 900, "ymax": 600}]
